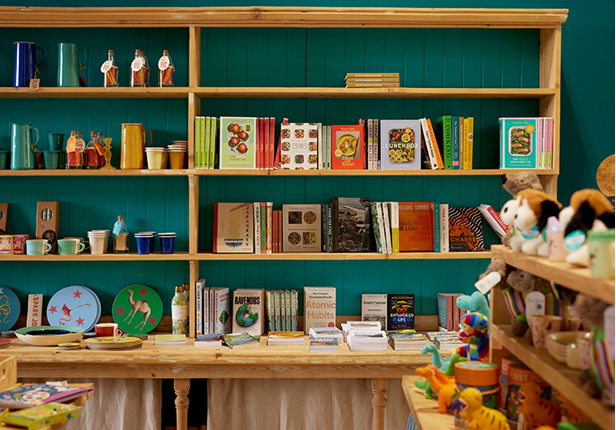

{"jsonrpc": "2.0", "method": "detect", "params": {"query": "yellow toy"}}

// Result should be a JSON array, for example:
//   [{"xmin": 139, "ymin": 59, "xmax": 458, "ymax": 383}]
[
  {"xmin": 517, "ymin": 381, "xmax": 562, "ymax": 429},
  {"xmin": 458, "ymin": 387, "xmax": 510, "ymax": 430},
  {"xmin": 415, "ymin": 364, "xmax": 456, "ymax": 413}
]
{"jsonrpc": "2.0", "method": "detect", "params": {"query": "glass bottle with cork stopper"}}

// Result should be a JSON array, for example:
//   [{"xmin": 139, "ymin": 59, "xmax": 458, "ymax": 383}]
[
  {"xmin": 172, "ymin": 285, "xmax": 188, "ymax": 335},
  {"xmin": 101, "ymin": 49, "xmax": 118, "ymax": 87},
  {"xmin": 66, "ymin": 131, "xmax": 85, "ymax": 169},
  {"xmin": 158, "ymin": 50, "xmax": 174, "ymax": 87},
  {"xmin": 97, "ymin": 132, "xmax": 105, "ymax": 167},
  {"xmin": 140, "ymin": 51, "xmax": 150, "ymax": 87},
  {"xmin": 85, "ymin": 131, "xmax": 100, "ymax": 169},
  {"xmin": 112, "ymin": 215, "xmax": 129, "ymax": 253},
  {"xmin": 130, "ymin": 49, "xmax": 146, "ymax": 87}
]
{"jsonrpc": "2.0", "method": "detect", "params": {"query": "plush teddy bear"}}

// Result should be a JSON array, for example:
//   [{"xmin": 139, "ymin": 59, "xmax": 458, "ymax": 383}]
[
  {"xmin": 513, "ymin": 189, "xmax": 562, "ymax": 256},
  {"xmin": 560, "ymin": 189, "xmax": 615, "ymax": 267}
]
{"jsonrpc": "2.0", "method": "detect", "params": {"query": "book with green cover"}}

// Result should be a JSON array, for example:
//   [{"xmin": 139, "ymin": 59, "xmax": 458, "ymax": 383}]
[
  {"xmin": 291, "ymin": 289, "xmax": 298, "ymax": 331},
  {"xmin": 452, "ymin": 116, "xmax": 460, "ymax": 169},
  {"xmin": 0, "ymin": 402, "xmax": 81, "ymax": 430},
  {"xmin": 436, "ymin": 116, "xmax": 453, "ymax": 169},
  {"xmin": 204, "ymin": 117, "xmax": 211, "ymax": 169},
  {"xmin": 222, "ymin": 332, "xmax": 260, "ymax": 349},
  {"xmin": 209, "ymin": 117, "xmax": 218, "ymax": 169},
  {"xmin": 194, "ymin": 117, "xmax": 201, "ymax": 168}
]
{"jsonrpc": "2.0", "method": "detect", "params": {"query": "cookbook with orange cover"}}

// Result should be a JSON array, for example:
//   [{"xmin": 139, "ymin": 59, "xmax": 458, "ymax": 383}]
[
  {"xmin": 398, "ymin": 202, "xmax": 434, "ymax": 252},
  {"xmin": 331, "ymin": 125, "xmax": 365, "ymax": 170}
]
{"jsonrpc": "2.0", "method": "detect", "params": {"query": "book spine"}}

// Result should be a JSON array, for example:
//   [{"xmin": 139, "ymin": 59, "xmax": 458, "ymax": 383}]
[
  {"xmin": 280, "ymin": 289, "xmax": 287, "ymax": 331},
  {"xmin": 285, "ymin": 290, "xmax": 291, "ymax": 331},
  {"xmin": 447, "ymin": 295, "xmax": 453, "ymax": 331},
  {"xmin": 427, "ymin": 119, "xmax": 444, "ymax": 170},
  {"xmin": 463, "ymin": 118, "xmax": 469, "ymax": 169},
  {"xmin": 273, "ymin": 211, "xmax": 278, "ymax": 253},
  {"xmin": 444, "ymin": 116, "xmax": 452, "ymax": 169},
  {"xmin": 204, "ymin": 287, "xmax": 210, "ymax": 334},
  {"xmin": 458, "ymin": 117, "xmax": 464, "ymax": 170},
  {"xmin": 452, "ymin": 117, "xmax": 459, "ymax": 169},
  {"xmin": 256, "ymin": 118, "xmax": 261, "ymax": 169},
  {"xmin": 479, "ymin": 204, "xmax": 511, "ymax": 237},
  {"xmin": 499, "ymin": 118, "xmax": 504, "ymax": 169},
  {"xmin": 537, "ymin": 117, "xmax": 544, "ymax": 169},
  {"xmin": 214, "ymin": 288, "xmax": 220, "ymax": 334},
  {"xmin": 265, "ymin": 290, "xmax": 274, "ymax": 332},
  {"xmin": 370, "ymin": 203, "xmax": 383, "ymax": 254},
  {"xmin": 367, "ymin": 119, "xmax": 373, "ymax": 170},
  {"xmin": 453, "ymin": 294, "xmax": 461, "ymax": 332},
  {"xmin": 440, "ymin": 203, "xmax": 449, "ymax": 253},
  {"xmin": 390, "ymin": 202, "xmax": 399, "ymax": 254},
  {"xmin": 437, "ymin": 294, "xmax": 447, "ymax": 329},
  {"xmin": 321, "ymin": 204, "xmax": 327, "ymax": 252},
  {"xmin": 433, "ymin": 202, "xmax": 440, "ymax": 253},
  {"xmin": 291, "ymin": 289, "xmax": 298, "ymax": 332},
  {"xmin": 196, "ymin": 280, "xmax": 203, "ymax": 336},
  {"xmin": 266, "ymin": 202, "xmax": 273, "ymax": 254},
  {"xmin": 260, "ymin": 202, "xmax": 266, "ymax": 254},
  {"xmin": 254, "ymin": 203, "xmax": 261, "ymax": 253},
  {"xmin": 194, "ymin": 117, "xmax": 201, "ymax": 168},
  {"xmin": 202, "ymin": 117, "xmax": 208, "ymax": 169},
  {"xmin": 317, "ymin": 123, "xmax": 323, "ymax": 170},
  {"xmin": 210, "ymin": 118, "xmax": 217, "ymax": 169},
  {"xmin": 274, "ymin": 290, "xmax": 281, "ymax": 331},
  {"xmin": 332, "ymin": 198, "xmax": 339, "ymax": 252},
  {"xmin": 346, "ymin": 73, "xmax": 400, "ymax": 78},
  {"xmin": 545, "ymin": 117, "xmax": 554, "ymax": 169},
  {"xmin": 467, "ymin": 117, "xmax": 474, "ymax": 170},
  {"xmin": 382, "ymin": 202, "xmax": 393, "ymax": 254},
  {"xmin": 213, "ymin": 203, "xmax": 218, "ymax": 253},
  {"xmin": 326, "ymin": 203, "xmax": 333, "ymax": 253},
  {"xmin": 269, "ymin": 118, "xmax": 275, "ymax": 169},
  {"xmin": 377, "ymin": 203, "xmax": 386, "ymax": 254},
  {"xmin": 420, "ymin": 118, "xmax": 439, "ymax": 170},
  {"xmin": 274, "ymin": 123, "xmax": 282, "ymax": 169}
]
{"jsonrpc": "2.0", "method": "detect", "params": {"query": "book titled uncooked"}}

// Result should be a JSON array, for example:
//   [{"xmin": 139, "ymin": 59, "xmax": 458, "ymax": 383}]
[{"xmin": 303, "ymin": 287, "xmax": 336, "ymax": 334}]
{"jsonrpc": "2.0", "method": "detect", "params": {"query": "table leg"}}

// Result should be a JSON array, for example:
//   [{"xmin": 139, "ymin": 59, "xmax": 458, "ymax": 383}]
[
  {"xmin": 371, "ymin": 378, "xmax": 387, "ymax": 430},
  {"xmin": 174, "ymin": 378, "xmax": 190, "ymax": 430}
]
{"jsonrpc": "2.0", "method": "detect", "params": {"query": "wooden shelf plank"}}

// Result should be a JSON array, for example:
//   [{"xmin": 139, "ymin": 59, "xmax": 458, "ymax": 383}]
[
  {"xmin": 491, "ymin": 245, "xmax": 615, "ymax": 304},
  {"xmin": 195, "ymin": 87, "xmax": 555, "ymax": 99},
  {"xmin": 0, "ymin": 169, "xmax": 192, "ymax": 177},
  {"xmin": 402, "ymin": 375, "xmax": 456, "ymax": 430},
  {"xmin": 0, "ymin": 252, "xmax": 191, "ymax": 262},
  {"xmin": 195, "ymin": 252, "xmax": 490, "ymax": 260},
  {"xmin": 0, "ymin": 87, "xmax": 556, "ymax": 99},
  {"xmin": 492, "ymin": 325, "xmax": 615, "ymax": 430},
  {"xmin": 195, "ymin": 169, "xmax": 557, "ymax": 177},
  {"xmin": 0, "ymin": 87, "xmax": 190, "ymax": 98},
  {"xmin": 0, "ymin": 7, "xmax": 568, "ymax": 29}
]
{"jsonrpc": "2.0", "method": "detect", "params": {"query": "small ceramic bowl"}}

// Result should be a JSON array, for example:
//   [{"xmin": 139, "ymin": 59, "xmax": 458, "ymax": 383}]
[
  {"xmin": 16, "ymin": 326, "xmax": 84, "ymax": 347},
  {"xmin": 546, "ymin": 331, "xmax": 589, "ymax": 363}
]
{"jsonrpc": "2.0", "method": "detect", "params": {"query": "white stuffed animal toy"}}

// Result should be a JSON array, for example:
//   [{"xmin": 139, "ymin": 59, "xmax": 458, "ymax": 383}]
[
  {"xmin": 500, "ymin": 197, "xmax": 526, "ymax": 252},
  {"xmin": 512, "ymin": 189, "xmax": 562, "ymax": 256}
]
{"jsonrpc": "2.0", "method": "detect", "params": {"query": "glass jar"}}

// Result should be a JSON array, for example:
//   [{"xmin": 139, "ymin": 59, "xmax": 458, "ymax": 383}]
[
  {"xmin": 101, "ymin": 49, "xmax": 118, "ymax": 87},
  {"xmin": 140, "ymin": 51, "xmax": 150, "ymax": 87},
  {"xmin": 112, "ymin": 215, "xmax": 129, "ymax": 253},
  {"xmin": 66, "ymin": 130, "xmax": 85, "ymax": 169},
  {"xmin": 97, "ymin": 132, "xmax": 106, "ymax": 167},
  {"xmin": 85, "ymin": 131, "xmax": 100, "ymax": 169},
  {"xmin": 158, "ymin": 50, "xmax": 174, "ymax": 87}
]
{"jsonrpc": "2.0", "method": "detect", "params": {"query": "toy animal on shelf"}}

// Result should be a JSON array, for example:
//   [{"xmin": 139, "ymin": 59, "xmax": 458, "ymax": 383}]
[
  {"xmin": 458, "ymin": 387, "xmax": 510, "ymax": 430},
  {"xmin": 414, "ymin": 349, "xmax": 466, "ymax": 399},
  {"xmin": 556, "ymin": 393, "xmax": 591, "ymax": 423},
  {"xmin": 453, "ymin": 312, "xmax": 490, "ymax": 361},
  {"xmin": 415, "ymin": 364, "xmax": 456, "ymax": 413},
  {"xmin": 560, "ymin": 189, "xmax": 615, "ymax": 267},
  {"xmin": 517, "ymin": 381, "xmax": 562, "ymax": 429},
  {"xmin": 457, "ymin": 291, "xmax": 491, "ymax": 321},
  {"xmin": 513, "ymin": 189, "xmax": 562, "ymax": 256}
]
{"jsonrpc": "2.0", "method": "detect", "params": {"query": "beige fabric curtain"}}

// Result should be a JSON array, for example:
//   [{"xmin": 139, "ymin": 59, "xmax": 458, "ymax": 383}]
[{"xmin": 208, "ymin": 378, "xmax": 410, "ymax": 430}]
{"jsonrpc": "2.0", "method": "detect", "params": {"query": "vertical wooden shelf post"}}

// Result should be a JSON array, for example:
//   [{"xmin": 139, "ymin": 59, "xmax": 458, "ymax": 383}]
[{"xmin": 539, "ymin": 27, "xmax": 562, "ymax": 198}]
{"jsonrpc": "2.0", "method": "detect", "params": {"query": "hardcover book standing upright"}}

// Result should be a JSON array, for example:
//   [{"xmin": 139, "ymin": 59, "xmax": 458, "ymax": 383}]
[
  {"xmin": 279, "ymin": 122, "xmax": 319, "ymax": 170},
  {"xmin": 232, "ymin": 289, "xmax": 265, "ymax": 335},
  {"xmin": 499, "ymin": 118, "xmax": 537, "ymax": 169},
  {"xmin": 282, "ymin": 204, "xmax": 322, "ymax": 252},
  {"xmin": 213, "ymin": 203, "xmax": 254, "ymax": 253},
  {"xmin": 303, "ymin": 287, "xmax": 336, "ymax": 334},
  {"xmin": 219, "ymin": 117, "xmax": 257, "ymax": 169},
  {"xmin": 398, "ymin": 202, "xmax": 434, "ymax": 252},
  {"xmin": 331, "ymin": 125, "xmax": 365, "ymax": 170},
  {"xmin": 331, "ymin": 198, "xmax": 371, "ymax": 252},
  {"xmin": 361, "ymin": 294, "xmax": 388, "ymax": 329},
  {"xmin": 387, "ymin": 294, "xmax": 415, "ymax": 330},
  {"xmin": 379, "ymin": 120, "xmax": 422, "ymax": 170},
  {"xmin": 448, "ymin": 207, "xmax": 484, "ymax": 252}
]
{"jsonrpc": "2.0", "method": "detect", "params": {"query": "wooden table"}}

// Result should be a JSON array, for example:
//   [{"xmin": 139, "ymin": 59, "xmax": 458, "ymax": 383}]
[
  {"xmin": 0, "ymin": 383, "xmax": 94, "ymax": 430},
  {"xmin": 401, "ymin": 375, "xmax": 455, "ymax": 430},
  {"xmin": 8, "ymin": 337, "xmax": 431, "ymax": 430}
]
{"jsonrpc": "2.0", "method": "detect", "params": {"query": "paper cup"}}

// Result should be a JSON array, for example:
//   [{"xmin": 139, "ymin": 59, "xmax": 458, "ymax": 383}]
[{"xmin": 530, "ymin": 315, "xmax": 562, "ymax": 349}]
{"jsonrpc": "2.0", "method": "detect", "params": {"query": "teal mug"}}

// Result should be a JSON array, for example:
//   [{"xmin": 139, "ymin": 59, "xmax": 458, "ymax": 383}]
[
  {"xmin": 43, "ymin": 150, "xmax": 60, "ymax": 169},
  {"xmin": 57, "ymin": 43, "xmax": 86, "ymax": 87},
  {"xmin": 10, "ymin": 123, "xmax": 39, "ymax": 170},
  {"xmin": 57, "ymin": 239, "xmax": 87, "ymax": 255},
  {"xmin": 26, "ymin": 239, "xmax": 51, "ymax": 255},
  {"xmin": 48, "ymin": 133, "xmax": 65, "ymax": 151},
  {"xmin": 0, "ymin": 151, "xmax": 9, "ymax": 170}
]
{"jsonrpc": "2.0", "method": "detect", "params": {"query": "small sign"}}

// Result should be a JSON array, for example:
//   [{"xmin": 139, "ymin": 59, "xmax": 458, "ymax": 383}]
[
  {"xmin": 475, "ymin": 272, "xmax": 501, "ymax": 295},
  {"xmin": 29, "ymin": 79, "xmax": 40, "ymax": 90},
  {"xmin": 526, "ymin": 292, "xmax": 546, "ymax": 321}
]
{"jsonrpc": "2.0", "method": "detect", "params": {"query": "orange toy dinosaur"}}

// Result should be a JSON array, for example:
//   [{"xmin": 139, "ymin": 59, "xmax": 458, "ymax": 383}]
[
  {"xmin": 415, "ymin": 364, "xmax": 456, "ymax": 413},
  {"xmin": 517, "ymin": 381, "xmax": 561, "ymax": 429}
]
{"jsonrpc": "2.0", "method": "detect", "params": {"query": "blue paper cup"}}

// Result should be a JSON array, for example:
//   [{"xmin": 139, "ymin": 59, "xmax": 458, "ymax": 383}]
[
  {"xmin": 159, "ymin": 235, "xmax": 175, "ymax": 254},
  {"xmin": 135, "ymin": 235, "xmax": 153, "ymax": 255}
]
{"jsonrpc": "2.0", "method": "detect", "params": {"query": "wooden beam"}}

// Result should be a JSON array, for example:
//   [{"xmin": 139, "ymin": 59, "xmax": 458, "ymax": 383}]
[
  {"xmin": 188, "ymin": 27, "xmax": 201, "ymax": 88},
  {"xmin": 188, "ymin": 174, "xmax": 199, "ymax": 255},
  {"xmin": 189, "ymin": 260, "xmax": 199, "ymax": 339},
  {"xmin": 0, "ymin": 7, "xmax": 568, "ymax": 28}
]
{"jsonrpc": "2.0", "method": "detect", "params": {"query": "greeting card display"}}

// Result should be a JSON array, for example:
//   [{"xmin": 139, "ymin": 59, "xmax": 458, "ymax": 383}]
[
  {"xmin": 0, "ymin": 286, "xmax": 20, "ymax": 332},
  {"xmin": 112, "ymin": 284, "xmax": 162, "ymax": 335},
  {"xmin": 47, "ymin": 286, "xmax": 101, "ymax": 333}
]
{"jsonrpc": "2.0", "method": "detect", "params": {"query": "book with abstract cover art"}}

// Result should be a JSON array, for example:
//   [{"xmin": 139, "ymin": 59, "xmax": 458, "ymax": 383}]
[
  {"xmin": 448, "ymin": 207, "xmax": 484, "ymax": 252},
  {"xmin": 398, "ymin": 202, "xmax": 434, "ymax": 252},
  {"xmin": 232, "ymin": 289, "xmax": 265, "ymax": 335},
  {"xmin": 213, "ymin": 203, "xmax": 254, "ymax": 253},
  {"xmin": 387, "ymin": 294, "xmax": 415, "ymax": 330},
  {"xmin": 331, "ymin": 198, "xmax": 371, "ymax": 252},
  {"xmin": 279, "ymin": 122, "xmax": 319, "ymax": 170},
  {"xmin": 379, "ymin": 120, "xmax": 422, "ymax": 170},
  {"xmin": 331, "ymin": 125, "xmax": 365, "ymax": 170},
  {"xmin": 0, "ymin": 384, "xmax": 94, "ymax": 409}
]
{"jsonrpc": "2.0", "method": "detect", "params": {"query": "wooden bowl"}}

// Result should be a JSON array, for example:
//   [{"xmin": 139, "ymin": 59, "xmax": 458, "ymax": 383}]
[{"xmin": 546, "ymin": 331, "xmax": 589, "ymax": 363}]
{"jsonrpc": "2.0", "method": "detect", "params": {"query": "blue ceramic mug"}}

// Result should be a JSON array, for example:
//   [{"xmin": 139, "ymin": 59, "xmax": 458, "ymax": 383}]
[
  {"xmin": 10, "ymin": 123, "xmax": 39, "ymax": 170},
  {"xmin": 14, "ymin": 42, "xmax": 44, "ymax": 87}
]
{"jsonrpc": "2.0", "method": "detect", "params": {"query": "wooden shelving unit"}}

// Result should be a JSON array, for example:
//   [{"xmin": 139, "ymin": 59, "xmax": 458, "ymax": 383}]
[
  {"xmin": 492, "ymin": 245, "xmax": 615, "ymax": 304},
  {"xmin": 492, "ymin": 325, "xmax": 614, "ymax": 430},
  {"xmin": 0, "ymin": 7, "xmax": 567, "ymax": 342},
  {"xmin": 402, "ymin": 375, "xmax": 455, "ymax": 430}
]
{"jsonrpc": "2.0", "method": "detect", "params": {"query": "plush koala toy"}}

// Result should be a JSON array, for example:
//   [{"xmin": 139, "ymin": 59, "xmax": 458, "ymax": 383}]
[{"xmin": 513, "ymin": 189, "xmax": 562, "ymax": 256}]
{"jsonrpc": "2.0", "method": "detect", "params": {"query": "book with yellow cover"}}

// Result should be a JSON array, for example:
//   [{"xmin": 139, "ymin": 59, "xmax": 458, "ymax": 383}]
[{"xmin": 0, "ymin": 402, "xmax": 81, "ymax": 429}]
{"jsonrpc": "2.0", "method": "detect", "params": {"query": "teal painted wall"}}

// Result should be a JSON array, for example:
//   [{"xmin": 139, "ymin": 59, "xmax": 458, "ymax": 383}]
[{"xmin": 1, "ymin": 2, "xmax": 613, "ymax": 318}]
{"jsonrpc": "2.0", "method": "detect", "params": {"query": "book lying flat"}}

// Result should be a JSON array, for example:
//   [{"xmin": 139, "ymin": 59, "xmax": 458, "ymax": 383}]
[
  {"xmin": 222, "ymin": 332, "xmax": 261, "ymax": 349},
  {"xmin": 0, "ymin": 402, "xmax": 81, "ymax": 429},
  {"xmin": 0, "ymin": 384, "xmax": 94, "ymax": 409},
  {"xmin": 194, "ymin": 332, "xmax": 223, "ymax": 347},
  {"xmin": 154, "ymin": 334, "xmax": 187, "ymax": 345}
]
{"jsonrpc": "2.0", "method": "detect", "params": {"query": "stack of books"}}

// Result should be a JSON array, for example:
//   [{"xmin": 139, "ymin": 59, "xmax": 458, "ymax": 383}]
[
  {"xmin": 308, "ymin": 326, "xmax": 342, "ymax": 341},
  {"xmin": 267, "ymin": 331, "xmax": 304, "ymax": 346},
  {"xmin": 154, "ymin": 334, "xmax": 187, "ymax": 346},
  {"xmin": 426, "ymin": 330, "xmax": 458, "ymax": 341},
  {"xmin": 387, "ymin": 332, "xmax": 428, "ymax": 351},
  {"xmin": 194, "ymin": 332, "xmax": 223, "ymax": 347},
  {"xmin": 265, "ymin": 289, "xmax": 299, "ymax": 332},
  {"xmin": 309, "ymin": 337, "xmax": 339, "ymax": 353},
  {"xmin": 347, "ymin": 330, "xmax": 388, "ymax": 351},
  {"xmin": 222, "ymin": 332, "xmax": 261, "ymax": 349},
  {"xmin": 432, "ymin": 332, "xmax": 464, "ymax": 351},
  {"xmin": 341, "ymin": 320, "xmax": 382, "ymax": 343},
  {"xmin": 437, "ymin": 293, "xmax": 467, "ymax": 332},
  {"xmin": 344, "ymin": 73, "xmax": 400, "ymax": 88}
]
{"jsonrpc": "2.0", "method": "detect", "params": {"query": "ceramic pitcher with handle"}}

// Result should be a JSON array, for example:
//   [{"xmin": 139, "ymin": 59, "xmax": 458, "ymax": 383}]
[
  {"xmin": 13, "ymin": 42, "xmax": 44, "ymax": 87},
  {"xmin": 57, "ymin": 42, "xmax": 86, "ymax": 87},
  {"xmin": 121, "ymin": 123, "xmax": 152, "ymax": 169},
  {"xmin": 11, "ymin": 123, "xmax": 39, "ymax": 170}
]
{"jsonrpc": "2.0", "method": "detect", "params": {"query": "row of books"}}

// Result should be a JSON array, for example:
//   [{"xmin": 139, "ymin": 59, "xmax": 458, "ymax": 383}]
[
  {"xmin": 437, "ymin": 293, "xmax": 467, "ymax": 332},
  {"xmin": 425, "ymin": 330, "xmax": 464, "ymax": 350},
  {"xmin": 436, "ymin": 116, "xmax": 474, "ymax": 170},
  {"xmin": 265, "ymin": 289, "xmax": 299, "ymax": 332},
  {"xmin": 213, "ymin": 199, "xmax": 486, "ymax": 254},
  {"xmin": 499, "ymin": 117, "xmax": 554, "ymax": 169},
  {"xmin": 195, "ymin": 281, "xmax": 231, "ymax": 336},
  {"xmin": 344, "ymin": 73, "xmax": 400, "ymax": 88},
  {"xmin": 193, "ymin": 116, "xmax": 219, "ymax": 169}
]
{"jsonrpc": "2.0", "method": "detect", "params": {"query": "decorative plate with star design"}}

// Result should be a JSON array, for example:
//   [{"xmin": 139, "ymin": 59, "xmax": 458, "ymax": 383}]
[
  {"xmin": 112, "ymin": 284, "xmax": 162, "ymax": 335},
  {"xmin": 47, "ymin": 286, "xmax": 101, "ymax": 333},
  {"xmin": 0, "ymin": 286, "xmax": 20, "ymax": 332}
]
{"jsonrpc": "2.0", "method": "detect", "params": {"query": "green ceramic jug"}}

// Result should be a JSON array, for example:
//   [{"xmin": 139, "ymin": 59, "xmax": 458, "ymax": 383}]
[
  {"xmin": 10, "ymin": 123, "xmax": 39, "ymax": 170},
  {"xmin": 57, "ymin": 42, "xmax": 86, "ymax": 87}
]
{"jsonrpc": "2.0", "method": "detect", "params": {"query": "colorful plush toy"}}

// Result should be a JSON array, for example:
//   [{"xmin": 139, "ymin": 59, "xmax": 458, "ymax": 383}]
[
  {"xmin": 414, "ymin": 348, "xmax": 466, "ymax": 399},
  {"xmin": 517, "ymin": 381, "xmax": 562, "ymax": 429},
  {"xmin": 457, "ymin": 291, "xmax": 490, "ymax": 321},
  {"xmin": 560, "ymin": 189, "xmax": 615, "ymax": 267},
  {"xmin": 513, "ymin": 189, "xmax": 562, "ymax": 256},
  {"xmin": 458, "ymin": 387, "xmax": 510, "ymax": 430},
  {"xmin": 415, "ymin": 364, "xmax": 456, "ymax": 413},
  {"xmin": 453, "ymin": 312, "xmax": 490, "ymax": 361}
]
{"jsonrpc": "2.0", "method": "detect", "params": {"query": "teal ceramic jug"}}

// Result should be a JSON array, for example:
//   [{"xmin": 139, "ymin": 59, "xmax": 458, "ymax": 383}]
[
  {"xmin": 11, "ymin": 123, "xmax": 39, "ymax": 170},
  {"xmin": 57, "ymin": 43, "xmax": 86, "ymax": 87}
]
